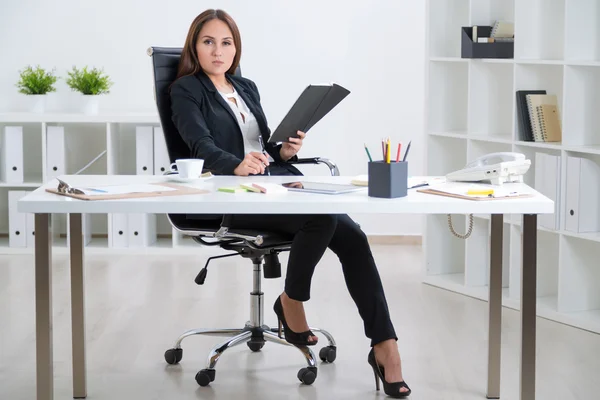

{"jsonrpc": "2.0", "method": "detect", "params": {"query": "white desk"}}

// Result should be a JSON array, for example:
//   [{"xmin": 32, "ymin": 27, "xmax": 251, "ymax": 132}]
[{"xmin": 18, "ymin": 175, "xmax": 553, "ymax": 400}]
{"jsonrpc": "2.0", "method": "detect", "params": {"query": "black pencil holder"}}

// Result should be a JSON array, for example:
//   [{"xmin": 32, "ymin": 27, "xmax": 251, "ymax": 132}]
[{"xmin": 368, "ymin": 161, "xmax": 408, "ymax": 199}]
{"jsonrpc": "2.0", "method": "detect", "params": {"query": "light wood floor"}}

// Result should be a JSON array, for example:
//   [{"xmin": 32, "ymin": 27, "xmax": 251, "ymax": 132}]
[{"xmin": 1, "ymin": 244, "xmax": 599, "ymax": 400}]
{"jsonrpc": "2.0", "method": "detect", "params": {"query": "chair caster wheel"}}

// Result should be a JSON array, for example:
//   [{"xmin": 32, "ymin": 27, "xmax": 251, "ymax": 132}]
[
  {"xmin": 164, "ymin": 348, "xmax": 182, "ymax": 365},
  {"xmin": 196, "ymin": 369, "xmax": 216, "ymax": 387},
  {"xmin": 319, "ymin": 346, "xmax": 336, "ymax": 363},
  {"xmin": 297, "ymin": 367, "xmax": 317, "ymax": 385},
  {"xmin": 247, "ymin": 340, "xmax": 265, "ymax": 352}
]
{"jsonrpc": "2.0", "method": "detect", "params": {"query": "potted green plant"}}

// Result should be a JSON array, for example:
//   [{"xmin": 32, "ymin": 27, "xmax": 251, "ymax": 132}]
[
  {"xmin": 65, "ymin": 66, "xmax": 113, "ymax": 114},
  {"xmin": 16, "ymin": 65, "xmax": 58, "ymax": 113}
]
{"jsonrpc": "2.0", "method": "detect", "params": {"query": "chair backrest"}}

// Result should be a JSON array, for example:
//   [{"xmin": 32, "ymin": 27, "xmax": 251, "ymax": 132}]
[{"xmin": 147, "ymin": 46, "xmax": 241, "ymax": 163}]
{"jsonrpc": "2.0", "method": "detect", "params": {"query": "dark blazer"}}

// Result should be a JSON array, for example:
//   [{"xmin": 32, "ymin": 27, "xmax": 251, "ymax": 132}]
[{"xmin": 170, "ymin": 70, "xmax": 301, "ymax": 176}]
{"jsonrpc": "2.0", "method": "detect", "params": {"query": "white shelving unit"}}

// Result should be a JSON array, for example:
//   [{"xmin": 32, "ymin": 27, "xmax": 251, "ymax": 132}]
[
  {"xmin": 0, "ymin": 112, "xmax": 191, "ymax": 254},
  {"xmin": 424, "ymin": 0, "xmax": 600, "ymax": 333}
]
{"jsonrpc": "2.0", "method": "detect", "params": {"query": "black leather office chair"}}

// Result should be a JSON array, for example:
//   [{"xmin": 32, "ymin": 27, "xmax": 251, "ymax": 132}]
[{"xmin": 147, "ymin": 46, "xmax": 338, "ymax": 387}]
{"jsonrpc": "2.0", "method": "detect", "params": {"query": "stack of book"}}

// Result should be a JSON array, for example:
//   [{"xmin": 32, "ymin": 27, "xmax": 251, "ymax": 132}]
[{"xmin": 516, "ymin": 91, "xmax": 562, "ymax": 142}]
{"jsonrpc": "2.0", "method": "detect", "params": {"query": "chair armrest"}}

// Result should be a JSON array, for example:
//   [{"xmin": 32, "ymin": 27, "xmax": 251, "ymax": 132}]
[{"xmin": 288, "ymin": 157, "xmax": 340, "ymax": 176}]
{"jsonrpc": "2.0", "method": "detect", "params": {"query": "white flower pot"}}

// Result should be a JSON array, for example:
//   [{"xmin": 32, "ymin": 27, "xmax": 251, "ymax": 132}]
[
  {"xmin": 81, "ymin": 95, "xmax": 100, "ymax": 115},
  {"xmin": 27, "ymin": 94, "xmax": 46, "ymax": 113}
]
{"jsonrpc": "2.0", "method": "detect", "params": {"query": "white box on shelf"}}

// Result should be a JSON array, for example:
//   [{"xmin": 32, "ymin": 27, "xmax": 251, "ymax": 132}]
[
  {"xmin": 534, "ymin": 153, "xmax": 561, "ymax": 230},
  {"xmin": 565, "ymin": 156, "xmax": 600, "ymax": 233},
  {"xmin": 1, "ymin": 126, "xmax": 24, "ymax": 183},
  {"xmin": 109, "ymin": 213, "xmax": 129, "ymax": 248},
  {"xmin": 67, "ymin": 214, "xmax": 92, "ymax": 246},
  {"xmin": 8, "ymin": 190, "xmax": 27, "ymax": 247},
  {"xmin": 135, "ymin": 126, "xmax": 154, "ymax": 175},
  {"xmin": 128, "ymin": 213, "xmax": 157, "ymax": 247},
  {"xmin": 45, "ymin": 125, "xmax": 66, "ymax": 182},
  {"xmin": 153, "ymin": 127, "xmax": 170, "ymax": 175}
]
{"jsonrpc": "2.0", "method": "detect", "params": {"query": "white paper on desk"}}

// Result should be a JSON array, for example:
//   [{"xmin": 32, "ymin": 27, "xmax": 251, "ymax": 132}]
[{"xmin": 80, "ymin": 184, "xmax": 177, "ymax": 196}]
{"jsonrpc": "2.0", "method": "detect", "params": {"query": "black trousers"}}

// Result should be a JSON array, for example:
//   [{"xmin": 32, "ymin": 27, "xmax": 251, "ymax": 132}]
[{"xmin": 228, "ymin": 212, "xmax": 397, "ymax": 347}]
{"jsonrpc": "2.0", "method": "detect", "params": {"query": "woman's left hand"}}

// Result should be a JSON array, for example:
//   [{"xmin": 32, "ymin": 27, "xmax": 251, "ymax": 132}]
[{"xmin": 280, "ymin": 130, "xmax": 305, "ymax": 161}]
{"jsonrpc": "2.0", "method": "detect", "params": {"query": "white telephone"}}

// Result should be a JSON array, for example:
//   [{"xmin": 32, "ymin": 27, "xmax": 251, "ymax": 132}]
[{"xmin": 446, "ymin": 152, "xmax": 531, "ymax": 185}]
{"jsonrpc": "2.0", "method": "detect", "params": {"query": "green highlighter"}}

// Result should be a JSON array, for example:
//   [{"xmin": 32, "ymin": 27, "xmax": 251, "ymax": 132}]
[{"xmin": 218, "ymin": 186, "xmax": 248, "ymax": 193}]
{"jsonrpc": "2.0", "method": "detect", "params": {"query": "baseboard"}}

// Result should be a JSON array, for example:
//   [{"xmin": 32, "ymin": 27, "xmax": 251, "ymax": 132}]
[{"xmin": 367, "ymin": 235, "xmax": 422, "ymax": 245}]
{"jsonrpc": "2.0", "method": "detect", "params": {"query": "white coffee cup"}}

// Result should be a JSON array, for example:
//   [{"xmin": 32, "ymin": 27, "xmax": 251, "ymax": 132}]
[{"xmin": 170, "ymin": 159, "xmax": 204, "ymax": 179}]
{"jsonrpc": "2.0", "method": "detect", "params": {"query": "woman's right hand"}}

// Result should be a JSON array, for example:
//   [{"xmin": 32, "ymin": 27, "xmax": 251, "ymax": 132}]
[{"xmin": 234, "ymin": 152, "xmax": 270, "ymax": 176}]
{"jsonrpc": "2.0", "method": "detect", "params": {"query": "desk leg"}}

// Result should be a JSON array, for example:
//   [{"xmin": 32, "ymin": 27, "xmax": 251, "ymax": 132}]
[
  {"xmin": 69, "ymin": 214, "xmax": 87, "ymax": 398},
  {"xmin": 35, "ymin": 214, "xmax": 53, "ymax": 400},
  {"xmin": 521, "ymin": 214, "xmax": 537, "ymax": 400},
  {"xmin": 487, "ymin": 214, "xmax": 503, "ymax": 399}
]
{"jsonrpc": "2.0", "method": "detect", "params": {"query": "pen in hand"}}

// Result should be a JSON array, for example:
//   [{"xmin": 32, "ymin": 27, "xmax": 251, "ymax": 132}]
[{"xmin": 258, "ymin": 135, "xmax": 271, "ymax": 176}]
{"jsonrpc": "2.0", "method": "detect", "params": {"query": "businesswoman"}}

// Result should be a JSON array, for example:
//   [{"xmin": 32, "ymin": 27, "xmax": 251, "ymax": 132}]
[{"xmin": 170, "ymin": 9, "xmax": 410, "ymax": 398}]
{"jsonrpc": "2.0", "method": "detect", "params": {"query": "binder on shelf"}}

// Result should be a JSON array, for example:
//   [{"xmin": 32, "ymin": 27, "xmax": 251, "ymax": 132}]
[
  {"xmin": 525, "ymin": 94, "xmax": 558, "ymax": 142},
  {"xmin": 109, "ymin": 213, "xmax": 129, "ymax": 248},
  {"xmin": 565, "ymin": 156, "xmax": 600, "ymax": 233},
  {"xmin": 516, "ymin": 90, "xmax": 546, "ymax": 141},
  {"xmin": 135, "ymin": 126, "xmax": 154, "ymax": 175},
  {"xmin": 46, "ymin": 125, "xmax": 66, "ymax": 182},
  {"xmin": 1, "ymin": 126, "xmax": 24, "ymax": 183},
  {"xmin": 67, "ymin": 214, "xmax": 92, "ymax": 246},
  {"xmin": 128, "ymin": 214, "xmax": 157, "ymax": 247},
  {"xmin": 26, "ymin": 212, "xmax": 35, "ymax": 248},
  {"xmin": 153, "ymin": 127, "xmax": 170, "ymax": 175},
  {"xmin": 8, "ymin": 191, "xmax": 27, "ymax": 248},
  {"xmin": 534, "ymin": 153, "xmax": 561, "ymax": 230}
]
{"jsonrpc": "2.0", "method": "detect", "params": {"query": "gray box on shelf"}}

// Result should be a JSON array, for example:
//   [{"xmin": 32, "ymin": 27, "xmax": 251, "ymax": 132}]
[
  {"xmin": 367, "ymin": 161, "xmax": 408, "ymax": 199},
  {"xmin": 461, "ymin": 26, "xmax": 514, "ymax": 59}
]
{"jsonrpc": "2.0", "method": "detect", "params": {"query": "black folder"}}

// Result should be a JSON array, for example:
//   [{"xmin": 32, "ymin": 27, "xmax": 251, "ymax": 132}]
[
  {"xmin": 267, "ymin": 83, "xmax": 350, "ymax": 143},
  {"xmin": 516, "ymin": 90, "xmax": 546, "ymax": 141}
]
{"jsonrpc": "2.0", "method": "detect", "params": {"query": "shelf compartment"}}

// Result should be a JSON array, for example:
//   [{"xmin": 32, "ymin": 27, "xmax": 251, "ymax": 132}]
[
  {"xmin": 468, "ymin": 62, "xmax": 514, "ymax": 138},
  {"xmin": 514, "ymin": 0, "xmax": 565, "ymax": 60},
  {"xmin": 558, "ymin": 235, "xmax": 600, "ymax": 313},
  {"xmin": 469, "ymin": 0, "xmax": 514, "ymax": 27},
  {"xmin": 509, "ymin": 225, "xmax": 559, "ymax": 301},
  {"xmin": 562, "ymin": 66, "xmax": 600, "ymax": 146},
  {"xmin": 467, "ymin": 140, "xmax": 513, "ymax": 163},
  {"xmin": 428, "ymin": 61, "xmax": 469, "ymax": 132},
  {"xmin": 514, "ymin": 64, "xmax": 564, "ymax": 121},
  {"xmin": 464, "ymin": 218, "xmax": 510, "ymax": 288},
  {"xmin": 427, "ymin": 135, "xmax": 467, "ymax": 176},
  {"xmin": 564, "ymin": 0, "xmax": 600, "ymax": 62},
  {"xmin": 425, "ymin": 214, "xmax": 466, "ymax": 277},
  {"xmin": 428, "ymin": 0, "xmax": 470, "ymax": 58}
]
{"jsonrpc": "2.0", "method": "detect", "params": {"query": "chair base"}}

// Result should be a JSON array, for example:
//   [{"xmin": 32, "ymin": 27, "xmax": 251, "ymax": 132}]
[{"xmin": 164, "ymin": 257, "xmax": 337, "ymax": 386}]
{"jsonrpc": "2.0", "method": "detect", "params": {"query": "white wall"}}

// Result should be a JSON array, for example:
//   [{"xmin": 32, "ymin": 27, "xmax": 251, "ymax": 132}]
[{"xmin": 0, "ymin": 0, "xmax": 426, "ymax": 235}]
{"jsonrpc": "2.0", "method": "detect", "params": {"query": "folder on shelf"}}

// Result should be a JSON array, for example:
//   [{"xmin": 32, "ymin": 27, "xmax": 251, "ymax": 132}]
[
  {"xmin": 534, "ymin": 153, "xmax": 561, "ymax": 230},
  {"xmin": 417, "ymin": 183, "xmax": 533, "ymax": 201},
  {"xmin": 46, "ymin": 125, "xmax": 66, "ymax": 182},
  {"xmin": 565, "ymin": 156, "xmax": 600, "ymax": 233},
  {"xmin": 47, "ymin": 180, "xmax": 209, "ymax": 200},
  {"xmin": 8, "ymin": 190, "xmax": 28, "ymax": 248},
  {"xmin": 128, "ymin": 213, "xmax": 157, "ymax": 247},
  {"xmin": 136, "ymin": 126, "xmax": 154, "ymax": 176},
  {"xmin": 516, "ymin": 90, "xmax": 546, "ymax": 141},
  {"xmin": 109, "ymin": 213, "xmax": 129, "ymax": 248},
  {"xmin": 1, "ymin": 126, "xmax": 24, "ymax": 183},
  {"xmin": 153, "ymin": 127, "xmax": 171, "ymax": 175}
]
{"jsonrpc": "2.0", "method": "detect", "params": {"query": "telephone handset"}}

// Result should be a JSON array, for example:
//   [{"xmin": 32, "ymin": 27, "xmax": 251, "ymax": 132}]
[
  {"xmin": 444, "ymin": 152, "xmax": 532, "ymax": 239},
  {"xmin": 446, "ymin": 152, "xmax": 531, "ymax": 185}
]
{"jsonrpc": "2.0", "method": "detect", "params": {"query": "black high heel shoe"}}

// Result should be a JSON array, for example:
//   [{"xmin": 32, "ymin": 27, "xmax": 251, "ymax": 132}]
[
  {"xmin": 367, "ymin": 348, "xmax": 411, "ymax": 398},
  {"xmin": 273, "ymin": 296, "xmax": 318, "ymax": 346}
]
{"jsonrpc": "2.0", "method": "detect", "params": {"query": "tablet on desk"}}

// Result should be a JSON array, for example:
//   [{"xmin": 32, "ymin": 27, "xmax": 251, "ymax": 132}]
[{"xmin": 281, "ymin": 181, "xmax": 366, "ymax": 195}]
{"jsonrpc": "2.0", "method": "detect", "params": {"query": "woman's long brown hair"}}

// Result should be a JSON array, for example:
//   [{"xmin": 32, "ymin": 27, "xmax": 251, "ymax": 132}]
[{"xmin": 175, "ymin": 9, "xmax": 242, "ymax": 81}]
